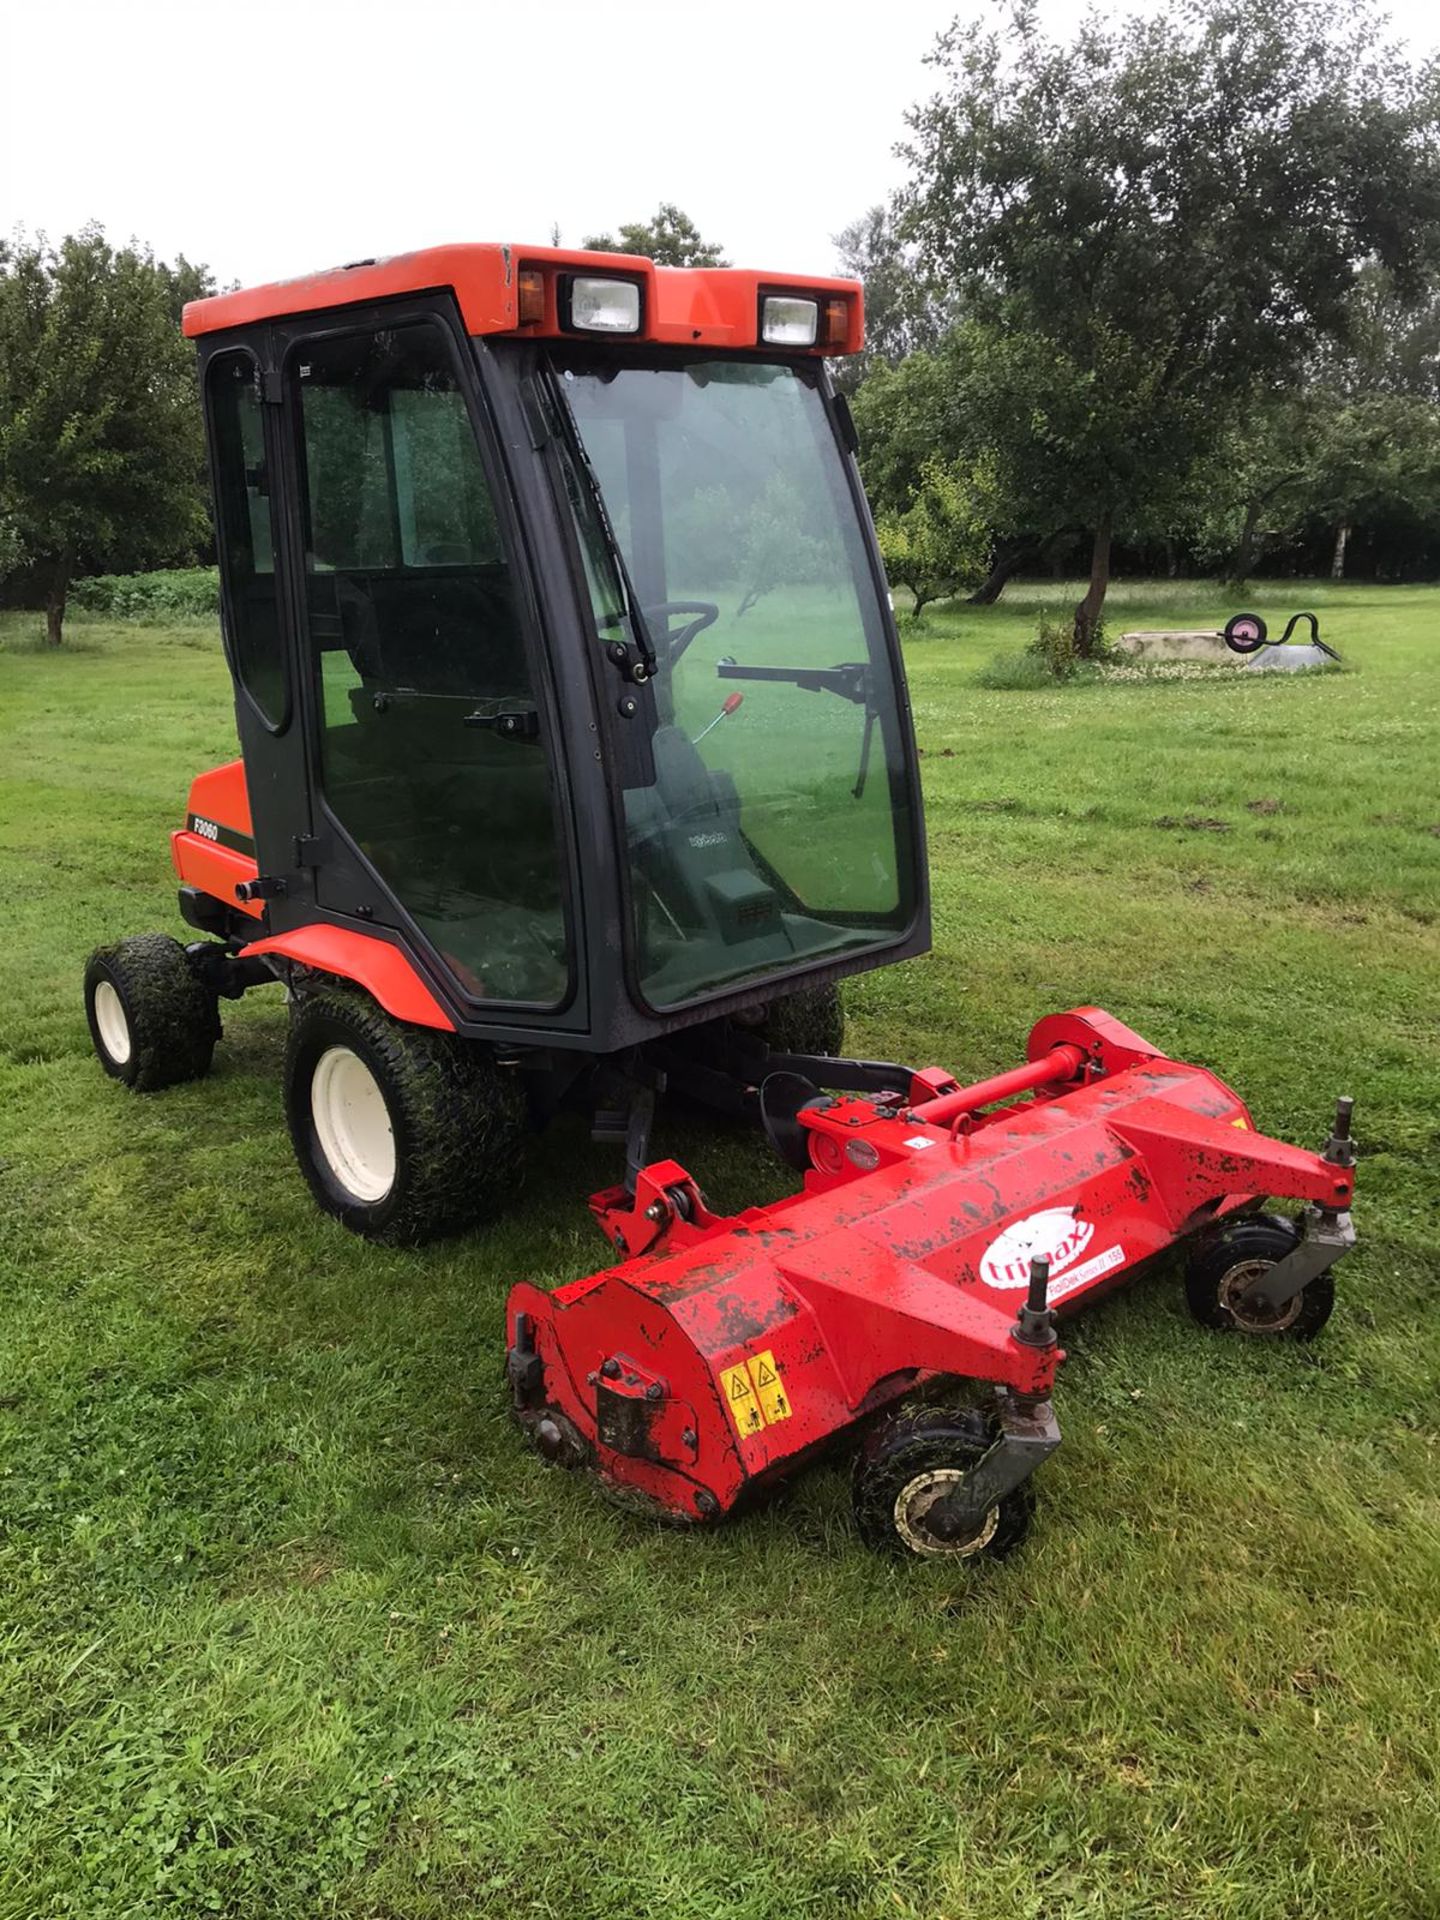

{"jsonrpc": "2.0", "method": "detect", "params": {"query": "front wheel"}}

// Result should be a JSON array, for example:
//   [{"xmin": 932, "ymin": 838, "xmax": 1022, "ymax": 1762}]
[
  {"xmin": 283, "ymin": 986, "xmax": 527, "ymax": 1245},
  {"xmin": 84, "ymin": 933, "xmax": 220, "ymax": 1091},
  {"xmin": 1184, "ymin": 1217, "xmax": 1335, "ymax": 1339},
  {"xmin": 852, "ymin": 1402, "xmax": 1034, "ymax": 1561}
]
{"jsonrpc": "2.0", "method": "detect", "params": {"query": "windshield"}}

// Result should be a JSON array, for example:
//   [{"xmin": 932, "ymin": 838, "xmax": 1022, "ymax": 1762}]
[{"xmin": 551, "ymin": 352, "xmax": 918, "ymax": 1010}]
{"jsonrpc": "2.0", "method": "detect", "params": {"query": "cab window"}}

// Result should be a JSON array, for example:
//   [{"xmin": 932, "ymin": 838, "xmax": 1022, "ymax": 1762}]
[
  {"xmin": 293, "ymin": 321, "xmax": 569, "ymax": 1006},
  {"xmin": 208, "ymin": 352, "xmax": 286, "ymax": 729}
]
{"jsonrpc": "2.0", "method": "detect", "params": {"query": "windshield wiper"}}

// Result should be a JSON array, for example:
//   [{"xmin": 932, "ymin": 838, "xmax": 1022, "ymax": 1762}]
[
  {"xmin": 715, "ymin": 660, "xmax": 869, "ymax": 705},
  {"xmin": 717, "ymin": 659, "xmax": 881, "ymax": 799},
  {"xmin": 539, "ymin": 365, "xmax": 659, "ymax": 682}
]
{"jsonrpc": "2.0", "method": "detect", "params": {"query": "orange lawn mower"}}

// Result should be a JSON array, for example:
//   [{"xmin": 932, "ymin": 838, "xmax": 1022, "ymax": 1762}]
[{"xmin": 83, "ymin": 243, "xmax": 1357, "ymax": 1560}]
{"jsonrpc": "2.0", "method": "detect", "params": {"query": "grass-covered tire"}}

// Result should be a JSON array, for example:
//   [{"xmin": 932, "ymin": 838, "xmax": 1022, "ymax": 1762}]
[
  {"xmin": 283, "ymin": 986, "xmax": 527, "ymax": 1246},
  {"xmin": 852, "ymin": 1401, "xmax": 1034, "ymax": 1562},
  {"xmin": 84, "ymin": 933, "xmax": 220, "ymax": 1092},
  {"xmin": 1184, "ymin": 1215, "xmax": 1335, "ymax": 1340},
  {"xmin": 745, "ymin": 983, "xmax": 845, "ymax": 1057}
]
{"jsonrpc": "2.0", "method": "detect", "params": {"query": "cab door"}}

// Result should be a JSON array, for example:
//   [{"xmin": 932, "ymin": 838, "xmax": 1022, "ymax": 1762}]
[
  {"xmin": 202, "ymin": 338, "xmax": 314, "ymax": 919},
  {"xmin": 278, "ymin": 306, "xmax": 576, "ymax": 1011}
]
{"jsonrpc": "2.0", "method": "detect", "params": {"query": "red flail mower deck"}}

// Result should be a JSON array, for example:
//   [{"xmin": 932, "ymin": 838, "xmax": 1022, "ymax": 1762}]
[{"xmin": 506, "ymin": 1009, "xmax": 1357, "ymax": 1557}]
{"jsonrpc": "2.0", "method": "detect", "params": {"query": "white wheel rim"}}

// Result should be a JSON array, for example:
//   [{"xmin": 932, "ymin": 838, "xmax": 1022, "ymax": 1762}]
[
  {"xmin": 93, "ymin": 980, "xmax": 133, "ymax": 1065},
  {"xmin": 310, "ymin": 1046, "xmax": 396, "ymax": 1204}
]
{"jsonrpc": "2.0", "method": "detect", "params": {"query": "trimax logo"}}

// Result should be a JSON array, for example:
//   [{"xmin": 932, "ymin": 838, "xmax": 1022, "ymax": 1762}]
[
  {"xmin": 687, "ymin": 830, "xmax": 728, "ymax": 849},
  {"xmin": 978, "ymin": 1208, "xmax": 1094, "ymax": 1289}
]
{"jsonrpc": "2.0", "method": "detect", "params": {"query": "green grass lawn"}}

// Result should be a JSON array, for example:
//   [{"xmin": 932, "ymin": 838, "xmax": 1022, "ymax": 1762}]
[{"xmin": 1, "ymin": 581, "xmax": 1437, "ymax": 1919}]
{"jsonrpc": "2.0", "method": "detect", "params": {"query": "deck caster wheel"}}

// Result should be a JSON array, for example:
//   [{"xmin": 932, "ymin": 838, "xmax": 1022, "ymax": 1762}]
[
  {"xmin": 84, "ymin": 933, "xmax": 220, "ymax": 1091},
  {"xmin": 283, "ymin": 985, "xmax": 526, "ymax": 1245},
  {"xmin": 1184, "ymin": 1217, "xmax": 1335, "ymax": 1340},
  {"xmin": 852, "ymin": 1403, "xmax": 1034, "ymax": 1561}
]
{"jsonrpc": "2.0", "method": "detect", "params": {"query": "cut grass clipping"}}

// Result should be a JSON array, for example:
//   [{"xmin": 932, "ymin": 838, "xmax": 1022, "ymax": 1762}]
[{"xmin": 1, "ymin": 578, "xmax": 1437, "ymax": 1919}]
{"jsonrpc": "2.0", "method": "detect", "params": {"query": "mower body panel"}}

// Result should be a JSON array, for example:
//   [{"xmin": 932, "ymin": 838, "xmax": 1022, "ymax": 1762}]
[{"xmin": 507, "ymin": 1013, "xmax": 1355, "ymax": 1522}]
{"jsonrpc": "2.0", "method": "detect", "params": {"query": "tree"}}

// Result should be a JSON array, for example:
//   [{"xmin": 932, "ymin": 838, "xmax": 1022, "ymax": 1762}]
[
  {"xmin": 852, "ymin": 322, "xmax": 1086, "ymax": 603},
  {"xmin": 0, "ymin": 227, "xmax": 208, "ymax": 643},
  {"xmin": 831, "ymin": 203, "xmax": 955, "ymax": 390},
  {"xmin": 581, "ymin": 204, "xmax": 728, "ymax": 268},
  {"xmin": 875, "ymin": 455, "xmax": 993, "ymax": 616},
  {"xmin": 1296, "ymin": 390, "xmax": 1440, "ymax": 576},
  {"xmin": 900, "ymin": 0, "xmax": 1440, "ymax": 651}
]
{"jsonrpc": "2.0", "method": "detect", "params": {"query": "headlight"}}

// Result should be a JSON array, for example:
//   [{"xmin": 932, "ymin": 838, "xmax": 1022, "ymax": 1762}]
[
  {"xmin": 760, "ymin": 295, "xmax": 819, "ymax": 347},
  {"xmin": 567, "ymin": 276, "xmax": 642, "ymax": 334}
]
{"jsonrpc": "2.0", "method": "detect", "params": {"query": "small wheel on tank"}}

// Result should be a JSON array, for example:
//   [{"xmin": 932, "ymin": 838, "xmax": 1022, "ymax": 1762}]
[
  {"xmin": 1223, "ymin": 612, "xmax": 1269, "ymax": 654},
  {"xmin": 83, "ymin": 933, "xmax": 221, "ymax": 1092},
  {"xmin": 851, "ymin": 1401, "xmax": 1034, "ymax": 1562},
  {"xmin": 1184, "ymin": 1216, "xmax": 1335, "ymax": 1340},
  {"xmin": 283, "ymin": 984, "xmax": 527, "ymax": 1246}
]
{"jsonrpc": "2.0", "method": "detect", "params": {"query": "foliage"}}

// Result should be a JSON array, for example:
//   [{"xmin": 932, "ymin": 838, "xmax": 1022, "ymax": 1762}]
[
  {"xmin": 1197, "ymin": 380, "xmax": 1440, "ymax": 581},
  {"xmin": 875, "ymin": 455, "xmax": 992, "ymax": 615},
  {"xmin": 897, "ymin": 0, "xmax": 1440, "ymax": 648},
  {"xmin": 2, "ymin": 585, "xmax": 1438, "ymax": 1914},
  {"xmin": 831, "ymin": 203, "xmax": 955, "ymax": 391},
  {"xmin": 1296, "ymin": 391, "xmax": 1440, "ymax": 555},
  {"xmin": 734, "ymin": 472, "xmax": 827, "ymax": 615},
  {"xmin": 0, "ymin": 509, "xmax": 25, "ymax": 580},
  {"xmin": 581, "ymin": 203, "xmax": 728, "ymax": 267},
  {"xmin": 1028, "ymin": 613, "xmax": 1097, "ymax": 678},
  {"xmin": 70, "ymin": 566, "xmax": 220, "ymax": 620},
  {"xmin": 0, "ymin": 226, "xmax": 211, "ymax": 643}
]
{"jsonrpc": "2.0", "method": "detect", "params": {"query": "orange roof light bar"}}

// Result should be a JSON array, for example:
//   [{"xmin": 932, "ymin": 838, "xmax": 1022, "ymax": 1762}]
[{"xmin": 182, "ymin": 242, "xmax": 865, "ymax": 357}]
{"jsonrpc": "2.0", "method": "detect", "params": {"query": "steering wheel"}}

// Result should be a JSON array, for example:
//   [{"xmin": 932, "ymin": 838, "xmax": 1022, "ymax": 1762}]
[{"xmin": 641, "ymin": 600, "xmax": 720, "ymax": 664}]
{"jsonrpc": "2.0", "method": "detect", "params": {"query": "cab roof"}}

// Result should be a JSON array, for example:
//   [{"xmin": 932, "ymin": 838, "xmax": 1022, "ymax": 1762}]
[{"xmin": 182, "ymin": 242, "xmax": 865, "ymax": 355}]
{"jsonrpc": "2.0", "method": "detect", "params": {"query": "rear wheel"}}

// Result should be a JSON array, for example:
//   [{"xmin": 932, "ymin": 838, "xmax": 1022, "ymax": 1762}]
[
  {"xmin": 1184, "ymin": 1217, "xmax": 1335, "ymax": 1340},
  {"xmin": 84, "ymin": 933, "xmax": 220, "ymax": 1091},
  {"xmin": 852, "ymin": 1402, "xmax": 1034, "ymax": 1561},
  {"xmin": 283, "ymin": 986, "xmax": 527, "ymax": 1245}
]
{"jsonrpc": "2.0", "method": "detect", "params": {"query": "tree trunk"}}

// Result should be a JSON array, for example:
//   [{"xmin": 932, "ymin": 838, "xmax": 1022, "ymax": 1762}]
[
  {"xmin": 968, "ymin": 531, "xmax": 1071, "ymax": 605},
  {"xmin": 1229, "ymin": 498, "xmax": 1263, "ymax": 587},
  {"xmin": 967, "ymin": 539, "xmax": 1036, "ymax": 605},
  {"xmin": 1330, "ymin": 523, "xmax": 1351, "ymax": 580},
  {"xmin": 45, "ymin": 554, "xmax": 72, "ymax": 646},
  {"xmin": 1164, "ymin": 537, "xmax": 1178, "ymax": 579},
  {"xmin": 1073, "ymin": 516, "xmax": 1112, "ymax": 659}
]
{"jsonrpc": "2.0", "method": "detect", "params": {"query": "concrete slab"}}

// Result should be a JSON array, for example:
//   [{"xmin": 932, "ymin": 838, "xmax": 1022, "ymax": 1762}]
[{"xmin": 1117, "ymin": 629, "xmax": 1239, "ymax": 664}]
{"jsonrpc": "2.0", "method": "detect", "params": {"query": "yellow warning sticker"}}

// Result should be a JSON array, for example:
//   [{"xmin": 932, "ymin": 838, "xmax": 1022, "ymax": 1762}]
[
  {"xmin": 750, "ymin": 1350, "xmax": 792, "ymax": 1427},
  {"xmin": 721, "ymin": 1361, "xmax": 766, "ymax": 1440},
  {"xmin": 721, "ymin": 1350, "xmax": 793, "ymax": 1439},
  {"xmin": 1231, "ymin": 1115, "xmax": 1251, "ymax": 1129}
]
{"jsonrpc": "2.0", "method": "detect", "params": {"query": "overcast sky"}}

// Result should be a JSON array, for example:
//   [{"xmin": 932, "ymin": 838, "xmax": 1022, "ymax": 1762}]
[{"xmin": 5, "ymin": 0, "xmax": 1438, "ymax": 291}]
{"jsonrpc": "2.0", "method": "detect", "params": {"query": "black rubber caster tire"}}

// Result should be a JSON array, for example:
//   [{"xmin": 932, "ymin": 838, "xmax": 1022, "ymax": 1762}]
[
  {"xmin": 852, "ymin": 1401, "xmax": 1034, "ymax": 1561},
  {"xmin": 1184, "ymin": 1216, "xmax": 1335, "ymax": 1340},
  {"xmin": 744, "ymin": 983, "xmax": 845, "ymax": 1057},
  {"xmin": 1223, "ymin": 612, "xmax": 1269, "ymax": 654},
  {"xmin": 84, "ymin": 933, "xmax": 220, "ymax": 1092},
  {"xmin": 283, "ymin": 985, "xmax": 527, "ymax": 1246}
]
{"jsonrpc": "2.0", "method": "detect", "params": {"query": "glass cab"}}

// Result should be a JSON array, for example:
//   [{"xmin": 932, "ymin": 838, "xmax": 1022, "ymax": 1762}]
[
  {"xmin": 202, "ymin": 293, "xmax": 922, "ymax": 1039},
  {"xmin": 542, "ymin": 348, "xmax": 921, "ymax": 1012}
]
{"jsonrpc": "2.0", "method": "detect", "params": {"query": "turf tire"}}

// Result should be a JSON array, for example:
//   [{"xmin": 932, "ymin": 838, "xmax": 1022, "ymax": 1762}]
[
  {"xmin": 852, "ymin": 1401, "xmax": 1034, "ymax": 1562},
  {"xmin": 284, "ymin": 985, "xmax": 527, "ymax": 1246},
  {"xmin": 1184, "ymin": 1216, "xmax": 1335, "ymax": 1340},
  {"xmin": 84, "ymin": 933, "xmax": 221, "ymax": 1092}
]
